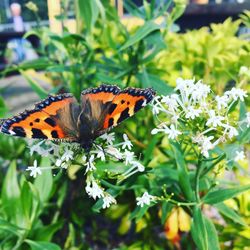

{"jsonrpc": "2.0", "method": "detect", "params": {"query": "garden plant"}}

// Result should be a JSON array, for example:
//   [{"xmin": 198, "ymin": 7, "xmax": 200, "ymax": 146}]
[{"xmin": 0, "ymin": 1, "xmax": 249, "ymax": 249}]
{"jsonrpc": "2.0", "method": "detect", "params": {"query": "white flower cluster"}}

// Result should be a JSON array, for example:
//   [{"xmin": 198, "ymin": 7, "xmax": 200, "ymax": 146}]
[
  {"xmin": 27, "ymin": 132, "xmax": 147, "ymax": 209},
  {"xmin": 151, "ymin": 78, "xmax": 248, "ymax": 158}
]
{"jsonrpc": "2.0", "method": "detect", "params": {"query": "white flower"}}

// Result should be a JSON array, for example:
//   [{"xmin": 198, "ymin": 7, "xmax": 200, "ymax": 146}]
[
  {"xmin": 85, "ymin": 181, "xmax": 104, "ymax": 200},
  {"xmin": 234, "ymin": 150, "xmax": 245, "ymax": 162},
  {"xmin": 136, "ymin": 192, "xmax": 155, "ymax": 207},
  {"xmin": 94, "ymin": 146, "xmax": 106, "ymax": 161},
  {"xmin": 121, "ymin": 134, "xmax": 133, "ymax": 150},
  {"xmin": 26, "ymin": 160, "xmax": 42, "ymax": 178},
  {"xmin": 226, "ymin": 87, "xmax": 248, "ymax": 102},
  {"xmin": 123, "ymin": 150, "xmax": 134, "ymax": 165},
  {"xmin": 200, "ymin": 136, "xmax": 215, "ymax": 158},
  {"xmin": 161, "ymin": 95, "xmax": 178, "ymax": 111},
  {"xmin": 29, "ymin": 141, "xmax": 45, "ymax": 156},
  {"xmin": 84, "ymin": 155, "xmax": 96, "ymax": 172},
  {"xmin": 191, "ymin": 80, "xmax": 210, "ymax": 101},
  {"xmin": 185, "ymin": 106, "xmax": 202, "ymax": 119},
  {"xmin": 102, "ymin": 194, "xmax": 117, "ymax": 209},
  {"xmin": 61, "ymin": 147, "xmax": 74, "ymax": 162},
  {"xmin": 216, "ymin": 95, "xmax": 229, "ymax": 110},
  {"xmin": 151, "ymin": 128, "xmax": 161, "ymax": 135},
  {"xmin": 100, "ymin": 132, "xmax": 115, "ymax": 145},
  {"xmin": 106, "ymin": 146, "xmax": 123, "ymax": 159},
  {"xmin": 206, "ymin": 110, "xmax": 224, "ymax": 127},
  {"xmin": 222, "ymin": 124, "xmax": 238, "ymax": 139},
  {"xmin": 167, "ymin": 124, "xmax": 181, "ymax": 140},
  {"xmin": 151, "ymin": 96, "xmax": 163, "ymax": 115},
  {"xmin": 131, "ymin": 161, "xmax": 145, "ymax": 172}
]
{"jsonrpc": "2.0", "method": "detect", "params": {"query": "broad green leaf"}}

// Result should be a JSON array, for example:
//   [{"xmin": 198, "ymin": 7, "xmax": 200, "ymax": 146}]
[
  {"xmin": 202, "ymin": 184, "xmax": 250, "ymax": 204},
  {"xmin": 34, "ymin": 158, "xmax": 53, "ymax": 203},
  {"xmin": 120, "ymin": 21, "xmax": 160, "ymax": 51},
  {"xmin": 25, "ymin": 240, "xmax": 61, "ymax": 250},
  {"xmin": 214, "ymin": 203, "xmax": 247, "ymax": 226},
  {"xmin": 191, "ymin": 206, "xmax": 208, "ymax": 250},
  {"xmin": 19, "ymin": 70, "xmax": 48, "ymax": 99},
  {"xmin": 204, "ymin": 217, "xmax": 220, "ymax": 250},
  {"xmin": 170, "ymin": 141, "xmax": 194, "ymax": 201}
]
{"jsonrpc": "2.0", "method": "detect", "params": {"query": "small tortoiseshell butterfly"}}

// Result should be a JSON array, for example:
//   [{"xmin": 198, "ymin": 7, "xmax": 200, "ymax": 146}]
[{"xmin": 0, "ymin": 85, "xmax": 156, "ymax": 152}]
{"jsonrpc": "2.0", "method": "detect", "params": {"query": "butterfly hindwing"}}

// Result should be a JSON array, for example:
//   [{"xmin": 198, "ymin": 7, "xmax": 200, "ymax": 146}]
[
  {"xmin": 0, "ymin": 94, "xmax": 80, "ymax": 141},
  {"xmin": 102, "ymin": 87, "xmax": 156, "ymax": 130}
]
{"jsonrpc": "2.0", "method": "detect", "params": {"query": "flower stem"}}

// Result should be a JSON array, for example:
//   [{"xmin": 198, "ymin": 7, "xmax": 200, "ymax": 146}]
[{"xmin": 195, "ymin": 157, "xmax": 203, "ymax": 203}]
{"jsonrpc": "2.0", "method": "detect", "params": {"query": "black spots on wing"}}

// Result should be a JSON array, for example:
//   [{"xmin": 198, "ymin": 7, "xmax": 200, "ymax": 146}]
[
  {"xmin": 127, "ymin": 101, "xmax": 130, "ymax": 105},
  {"xmin": 121, "ymin": 100, "xmax": 125, "ymax": 104},
  {"xmin": 29, "ymin": 122, "xmax": 33, "ymax": 126},
  {"xmin": 108, "ymin": 118, "xmax": 114, "ymax": 127},
  {"xmin": 34, "ymin": 118, "xmax": 40, "ymax": 123},
  {"xmin": 117, "ymin": 107, "xmax": 130, "ymax": 124},
  {"xmin": 134, "ymin": 99, "xmax": 144, "ymax": 113},
  {"xmin": 12, "ymin": 126, "xmax": 26, "ymax": 137},
  {"xmin": 31, "ymin": 128, "xmax": 48, "ymax": 139},
  {"xmin": 51, "ymin": 130, "xmax": 59, "ymax": 138},
  {"xmin": 108, "ymin": 103, "xmax": 117, "ymax": 114},
  {"xmin": 44, "ymin": 117, "xmax": 56, "ymax": 127}
]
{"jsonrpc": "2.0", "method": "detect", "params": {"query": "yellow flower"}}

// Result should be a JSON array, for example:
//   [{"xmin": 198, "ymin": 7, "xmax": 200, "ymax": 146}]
[{"xmin": 164, "ymin": 207, "xmax": 191, "ymax": 244}]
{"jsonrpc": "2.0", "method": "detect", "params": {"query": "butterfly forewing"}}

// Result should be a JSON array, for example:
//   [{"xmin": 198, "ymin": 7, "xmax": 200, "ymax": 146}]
[
  {"xmin": 0, "ymin": 94, "xmax": 79, "ymax": 141},
  {"xmin": 102, "ymin": 87, "xmax": 156, "ymax": 130}
]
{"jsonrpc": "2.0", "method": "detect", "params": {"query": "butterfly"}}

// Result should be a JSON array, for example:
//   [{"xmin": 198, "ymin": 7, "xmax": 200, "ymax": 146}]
[{"xmin": 0, "ymin": 84, "xmax": 156, "ymax": 152}]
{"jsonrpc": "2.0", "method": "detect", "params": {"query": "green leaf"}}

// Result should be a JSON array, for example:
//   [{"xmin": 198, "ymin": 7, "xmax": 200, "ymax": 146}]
[
  {"xmin": 161, "ymin": 201, "xmax": 173, "ymax": 224},
  {"xmin": 170, "ymin": 141, "xmax": 194, "ymax": 201},
  {"xmin": 19, "ymin": 70, "xmax": 48, "ymax": 99},
  {"xmin": 136, "ymin": 71, "xmax": 173, "ymax": 95},
  {"xmin": 25, "ymin": 240, "xmax": 61, "ymax": 250},
  {"xmin": 191, "ymin": 206, "xmax": 208, "ymax": 250},
  {"xmin": 120, "ymin": 21, "xmax": 160, "ymax": 51},
  {"xmin": 21, "ymin": 181, "xmax": 33, "ymax": 226},
  {"xmin": 1, "ymin": 161, "xmax": 21, "ymax": 223},
  {"xmin": 34, "ymin": 158, "xmax": 53, "ymax": 203},
  {"xmin": 214, "ymin": 203, "xmax": 247, "ymax": 226},
  {"xmin": 0, "ymin": 219, "xmax": 24, "ymax": 237},
  {"xmin": 123, "ymin": 0, "xmax": 145, "ymax": 19},
  {"xmin": 0, "ymin": 96, "xmax": 8, "ymax": 117},
  {"xmin": 96, "ymin": 72, "xmax": 123, "ymax": 85},
  {"xmin": 204, "ymin": 217, "xmax": 220, "ymax": 250},
  {"xmin": 33, "ymin": 221, "xmax": 64, "ymax": 242},
  {"xmin": 202, "ymin": 184, "xmax": 250, "ymax": 204},
  {"xmin": 130, "ymin": 205, "xmax": 150, "ymax": 221},
  {"xmin": 78, "ymin": 0, "xmax": 99, "ymax": 33}
]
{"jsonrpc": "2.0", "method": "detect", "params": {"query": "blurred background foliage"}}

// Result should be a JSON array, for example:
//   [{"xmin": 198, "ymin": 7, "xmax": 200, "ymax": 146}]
[{"xmin": 0, "ymin": 0, "xmax": 249, "ymax": 249}]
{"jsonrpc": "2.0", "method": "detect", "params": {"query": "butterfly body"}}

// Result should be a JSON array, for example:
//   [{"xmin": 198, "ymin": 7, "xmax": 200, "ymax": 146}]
[{"xmin": 0, "ymin": 85, "xmax": 156, "ymax": 152}]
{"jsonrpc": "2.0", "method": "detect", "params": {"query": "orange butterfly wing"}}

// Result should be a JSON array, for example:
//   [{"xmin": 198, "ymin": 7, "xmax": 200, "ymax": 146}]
[
  {"xmin": 102, "ymin": 87, "xmax": 156, "ymax": 129},
  {"xmin": 0, "ymin": 94, "xmax": 79, "ymax": 141}
]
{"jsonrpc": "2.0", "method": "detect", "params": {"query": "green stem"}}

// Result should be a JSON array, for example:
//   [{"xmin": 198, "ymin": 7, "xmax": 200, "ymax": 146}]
[{"xmin": 195, "ymin": 157, "xmax": 203, "ymax": 202}]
